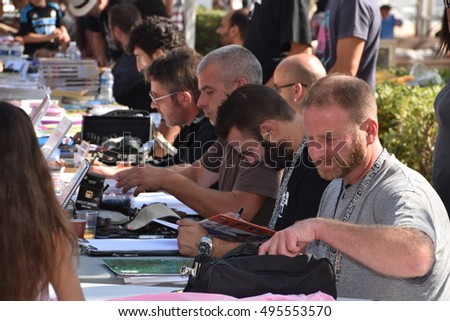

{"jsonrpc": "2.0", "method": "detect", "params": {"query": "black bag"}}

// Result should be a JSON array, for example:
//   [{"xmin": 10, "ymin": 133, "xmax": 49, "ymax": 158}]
[{"xmin": 181, "ymin": 242, "xmax": 337, "ymax": 299}]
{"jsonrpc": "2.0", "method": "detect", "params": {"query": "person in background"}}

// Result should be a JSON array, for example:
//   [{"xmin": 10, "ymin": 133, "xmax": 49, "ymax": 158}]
[
  {"xmin": 310, "ymin": 0, "xmax": 328, "ymax": 41},
  {"xmin": 107, "ymin": 3, "xmax": 151, "ymax": 110},
  {"xmin": 126, "ymin": 15, "xmax": 186, "ymax": 159},
  {"xmin": 379, "ymin": 4, "xmax": 403, "ymax": 39},
  {"xmin": 432, "ymin": 6, "xmax": 450, "ymax": 217},
  {"xmin": 115, "ymin": 45, "xmax": 280, "ymax": 227},
  {"xmin": 177, "ymin": 56, "xmax": 329, "ymax": 258},
  {"xmin": 273, "ymin": 53, "xmax": 326, "ymax": 115},
  {"xmin": 164, "ymin": 0, "xmax": 197, "ymax": 49},
  {"xmin": 216, "ymin": 8, "xmax": 248, "ymax": 46},
  {"xmin": 67, "ymin": 0, "xmax": 122, "ymax": 66},
  {"xmin": 259, "ymin": 74, "xmax": 450, "ymax": 301},
  {"xmin": 315, "ymin": 0, "xmax": 381, "ymax": 90},
  {"xmin": 18, "ymin": 0, "xmax": 71, "ymax": 57},
  {"xmin": 135, "ymin": 0, "xmax": 169, "ymax": 19},
  {"xmin": 0, "ymin": 102, "xmax": 84, "ymax": 301},
  {"xmin": 243, "ymin": 0, "xmax": 312, "ymax": 86}
]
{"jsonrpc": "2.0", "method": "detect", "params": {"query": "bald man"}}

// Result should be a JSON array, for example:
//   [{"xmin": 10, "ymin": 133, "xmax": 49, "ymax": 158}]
[{"xmin": 273, "ymin": 53, "xmax": 326, "ymax": 114}]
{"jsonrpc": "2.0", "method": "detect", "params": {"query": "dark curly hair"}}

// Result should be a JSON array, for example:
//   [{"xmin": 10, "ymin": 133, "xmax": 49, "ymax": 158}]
[{"xmin": 127, "ymin": 16, "xmax": 186, "ymax": 55}]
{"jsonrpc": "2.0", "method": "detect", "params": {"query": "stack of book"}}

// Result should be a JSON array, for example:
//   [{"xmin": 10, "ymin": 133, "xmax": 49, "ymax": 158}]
[{"xmin": 38, "ymin": 58, "xmax": 99, "ymax": 98}]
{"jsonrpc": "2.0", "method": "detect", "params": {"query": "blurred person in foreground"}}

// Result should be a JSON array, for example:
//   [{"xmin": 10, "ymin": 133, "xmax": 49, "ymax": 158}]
[
  {"xmin": 432, "ymin": 6, "xmax": 450, "ymax": 217},
  {"xmin": 259, "ymin": 74, "xmax": 450, "ymax": 301},
  {"xmin": 0, "ymin": 102, "xmax": 84, "ymax": 301}
]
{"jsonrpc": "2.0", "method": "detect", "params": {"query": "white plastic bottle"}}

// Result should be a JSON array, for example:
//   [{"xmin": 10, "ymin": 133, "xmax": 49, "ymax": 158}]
[
  {"xmin": 0, "ymin": 40, "xmax": 9, "ymax": 63},
  {"xmin": 65, "ymin": 41, "xmax": 81, "ymax": 60},
  {"xmin": 9, "ymin": 41, "xmax": 23, "ymax": 58},
  {"xmin": 98, "ymin": 67, "xmax": 115, "ymax": 103}
]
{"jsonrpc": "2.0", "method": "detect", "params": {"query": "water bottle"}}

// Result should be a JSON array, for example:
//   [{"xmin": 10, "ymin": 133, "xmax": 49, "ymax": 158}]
[
  {"xmin": 65, "ymin": 41, "xmax": 81, "ymax": 60},
  {"xmin": 0, "ymin": 40, "xmax": 9, "ymax": 63},
  {"xmin": 98, "ymin": 67, "xmax": 115, "ymax": 103},
  {"xmin": 9, "ymin": 41, "xmax": 23, "ymax": 59}
]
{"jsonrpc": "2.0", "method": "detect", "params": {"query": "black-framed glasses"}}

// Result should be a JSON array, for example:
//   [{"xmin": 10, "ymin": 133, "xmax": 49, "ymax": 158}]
[
  {"xmin": 149, "ymin": 91, "xmax": 179, "ymax": 104},
  {"xmin": 274, "ymin": 82, "xmax": 308, "ymax": 93}
]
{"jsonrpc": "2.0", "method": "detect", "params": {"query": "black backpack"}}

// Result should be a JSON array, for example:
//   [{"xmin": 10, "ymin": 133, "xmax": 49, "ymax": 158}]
[{"xmin": 182, "ymin": 242, "xmax": 337, "ymax": 299}]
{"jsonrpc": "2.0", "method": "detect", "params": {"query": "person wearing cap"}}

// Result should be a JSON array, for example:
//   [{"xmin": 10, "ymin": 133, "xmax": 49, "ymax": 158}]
[{"xmin": 67, "ymin": 0, "xmax": 120, "ymax": 66}]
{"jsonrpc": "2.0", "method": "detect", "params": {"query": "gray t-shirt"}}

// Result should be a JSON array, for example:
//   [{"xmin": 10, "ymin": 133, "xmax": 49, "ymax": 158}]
[
  {"xmin": 308, "ymin": 153, "xmax": 450, "ymax": 300},
  {"xmin": 201, "ymin": 138, "xmax": 281, "ymax": 226},
  {"xmin": 315, "ymin": 0, "xmax": 381, "ymax": 89}
]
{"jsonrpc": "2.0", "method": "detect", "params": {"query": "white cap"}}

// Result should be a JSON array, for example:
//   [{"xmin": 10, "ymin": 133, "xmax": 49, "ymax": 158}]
[{"xmin": 68, "ymin": 0, "xmax": 97, "ymax": 17}]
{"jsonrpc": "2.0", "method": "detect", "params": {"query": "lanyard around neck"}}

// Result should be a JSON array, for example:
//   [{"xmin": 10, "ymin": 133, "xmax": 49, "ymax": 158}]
[
  {"xmin": 325, "ymin": 149, "xmax": 388, "ymax": 283},
  {"xmin": 268, "ymin": 137, "xmax": 307, "ymax": 230}
]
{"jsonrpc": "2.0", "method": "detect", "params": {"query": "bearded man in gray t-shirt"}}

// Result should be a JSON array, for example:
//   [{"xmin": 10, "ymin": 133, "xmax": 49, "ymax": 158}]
[{"xmin": 260, "ymin": 75, "xmax": 450, "ymax": 301}]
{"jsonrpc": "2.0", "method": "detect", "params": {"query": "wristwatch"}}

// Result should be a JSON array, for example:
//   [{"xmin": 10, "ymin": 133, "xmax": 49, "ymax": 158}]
[
  {"xmin": 445, "ymin": 0, "xmax": 450, "ymax": 8},
  {"xmin": 198, "ymin": 235, "xmax": 213, "ymax": 255}
]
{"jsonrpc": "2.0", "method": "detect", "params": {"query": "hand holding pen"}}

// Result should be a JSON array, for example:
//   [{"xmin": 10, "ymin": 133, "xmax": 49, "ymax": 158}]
[{"xmin": 235, "ymin": 207, "xmax": 244, "ymax": 220}]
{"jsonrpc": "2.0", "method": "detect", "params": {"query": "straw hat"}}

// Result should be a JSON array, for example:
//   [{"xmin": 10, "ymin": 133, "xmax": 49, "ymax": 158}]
[{"xmin": 68, "ymin": 0, "xmax": 98, "ymax": 17}]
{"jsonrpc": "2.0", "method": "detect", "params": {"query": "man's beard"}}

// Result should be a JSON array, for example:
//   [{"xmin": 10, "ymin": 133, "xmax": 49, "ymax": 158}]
[
  {"xmin": 261, "ymin": 140, "xmax": 294, "ymax": 170},
  {"xmin": 314, "ymin": 134, "xmax": 366, "ymax": 181}
]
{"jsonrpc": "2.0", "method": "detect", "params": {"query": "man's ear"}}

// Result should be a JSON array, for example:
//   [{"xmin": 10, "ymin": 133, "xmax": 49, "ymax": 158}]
[
  {"xmin": 259, "ymin": 120, "xmax": 278, "ymax": 140},
  {"xmin": 152, "ymin": 48, "xmax": 165, "ymax": 59},
  {"xmin": 363, "ymin": 117, "xmax": 378, "ymax": 144},
  {"xmin": 293, "ymin": 83, "xmax": 304, "ymax": 102},
  {"xmin": 229, "ymin": 25, "xmax": 239, "ymax": 38},
  {"xmin": 234, "ymin": 77, "xmax": 247, "ymax": 88},
  {"xmin": 178, "ymin": 91, "xmax": 193, "ymax": 106}
]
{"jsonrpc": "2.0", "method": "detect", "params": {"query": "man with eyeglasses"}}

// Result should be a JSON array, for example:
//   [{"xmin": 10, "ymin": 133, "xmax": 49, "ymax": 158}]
[
  {"xmin": 145, "ymin": 48, "xmax": 216, "ymax": 167},
  {"xmin": 115, "ymin": 45, "xmax": 281, "ymax": 239},
  {"xmin": 273, "ymin": 53, "xmax": 327, "ymax": 114},
  {"xmin": 90, "ymin": 48, "xmax": 216, "ymax": 177}
]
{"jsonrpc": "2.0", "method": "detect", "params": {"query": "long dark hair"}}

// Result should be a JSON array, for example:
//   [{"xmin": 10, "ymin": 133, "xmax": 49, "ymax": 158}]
[
  {"xmin": 0, "ymin": 102, "xmax": 77, "ymax": 300},
  {"xmin": 436, "ymin": 9, "xmax": 450, "ymax": 58}
]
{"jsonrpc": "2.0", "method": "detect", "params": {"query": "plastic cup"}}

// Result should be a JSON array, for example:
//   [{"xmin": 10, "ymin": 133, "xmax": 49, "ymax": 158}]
[
  {"xmin": 70, "ymin": 219, "xmax": 87, "ymax": 239},
  {"xmin": 75, "ymin": 210, "xmax": 98, "ymax": 239}
]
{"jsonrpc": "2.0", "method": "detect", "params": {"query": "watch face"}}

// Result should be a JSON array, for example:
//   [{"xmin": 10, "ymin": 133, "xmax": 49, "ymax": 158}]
[{"xmin": 198, "ymin": 239, "xmax": 212, "ymax": 255}]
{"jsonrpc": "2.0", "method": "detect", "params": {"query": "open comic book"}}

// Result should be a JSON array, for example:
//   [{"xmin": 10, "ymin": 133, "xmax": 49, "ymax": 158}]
[{"xmin": 199, "ymin": 214, "xmax": 275, "ymax": 242}]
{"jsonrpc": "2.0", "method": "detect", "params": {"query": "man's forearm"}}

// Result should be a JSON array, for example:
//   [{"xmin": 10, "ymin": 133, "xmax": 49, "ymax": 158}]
[{"xmin": 161, "ymin": 171, "xmax": 242, "ymax": 217}]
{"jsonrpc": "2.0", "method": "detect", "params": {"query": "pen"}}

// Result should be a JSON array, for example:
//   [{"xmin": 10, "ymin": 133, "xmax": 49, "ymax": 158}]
[{"xmin": 235, "ymin": 207, "xmax": 244, "ymax": 219}]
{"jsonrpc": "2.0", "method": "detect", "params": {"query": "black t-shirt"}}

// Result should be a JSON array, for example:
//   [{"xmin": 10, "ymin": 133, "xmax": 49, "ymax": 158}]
[
  {"xmin": 85, "ymin": 0, "xmax": 127, "ymax": 61},
  {"xmin": 274, "ymin": 148, "xmax": 330, "ymax": 230},
  {"xmin": 151, "ymin": 112, "xmax": 217, "ymax": 167},
  {"xmin": 244, "ymin": 0, "xmax": 311, "ymax": 84},
  {"xmin": 112, "ymin": 53, "xmax": 153, "ymax": 110},
  {"xmin": 19, "ymin": 3, "xmax": 63, "ymax": 55}
]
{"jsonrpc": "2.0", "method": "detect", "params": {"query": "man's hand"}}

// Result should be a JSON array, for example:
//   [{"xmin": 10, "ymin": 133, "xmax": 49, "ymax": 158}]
[
  {"xmin": 114, "ymin": 165, "xmax": 169, "ymax": 196},
  {"xmin": 258, "ymin": 219, "xmax": 316, "ymax": 256},
  {"xmin": 177, "ymin": 219, "xmax": 207, "ymax": 257},
  {"xmin": 90, "ymin": 162, "xmax": 131, "ymax": 178}
]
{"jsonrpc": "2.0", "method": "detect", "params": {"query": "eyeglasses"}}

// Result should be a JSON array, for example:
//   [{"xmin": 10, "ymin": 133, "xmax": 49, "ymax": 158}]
[
  {"xmin": 149, "ymin": 91, "xmax": 179, "ymax": 104},
  {"xmin": 274, "ymin": 82, "xmax": 308, "ymax": 93}
]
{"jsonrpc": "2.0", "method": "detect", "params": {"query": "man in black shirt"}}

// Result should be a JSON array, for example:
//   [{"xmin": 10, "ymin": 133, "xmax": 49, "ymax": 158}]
[{"xmin": 243, "ymin": 0, "xmax": 312, "ymax": 86}]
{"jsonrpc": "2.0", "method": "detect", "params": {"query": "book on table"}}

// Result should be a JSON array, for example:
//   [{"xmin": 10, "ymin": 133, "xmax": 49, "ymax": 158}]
[
  {"xmin": 124, "ymin": 204, "xmax": 275, "ymax": 243},
  {"xmin": 199, "ymin": 214, "xmax": 275, "ymax": 242},
  {"xmin": 103, "ymin": 257, "xmax": 194, "ymax": 285}
]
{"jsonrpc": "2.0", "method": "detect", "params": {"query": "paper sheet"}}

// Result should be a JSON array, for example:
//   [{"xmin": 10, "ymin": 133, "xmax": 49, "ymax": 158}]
[{"xmin": 84, "ymin": 238, "xmax": 178, "ymax": 252}]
